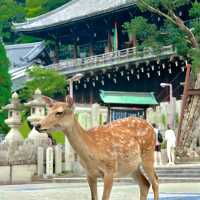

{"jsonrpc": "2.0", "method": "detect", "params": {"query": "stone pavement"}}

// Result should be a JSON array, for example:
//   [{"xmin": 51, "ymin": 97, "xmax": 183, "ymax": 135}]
[{"xmin": 0, "ymin": 182, "xmax": 200, "ymax": 200}]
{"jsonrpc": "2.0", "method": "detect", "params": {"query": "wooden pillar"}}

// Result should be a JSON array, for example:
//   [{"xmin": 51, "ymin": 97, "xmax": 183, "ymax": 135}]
[
  {"xmin": 144, "ymin": 108, "xmax": 147, "ymax": 119},
  {"xmin": 73, "ymin": 43, "xmax": 78, "ymax": 59},
  {"xmin": 54, "ymin": 40, "xmax": 59, "ymax": 63},
  {"xmin": 107, "ymin": 31, "xmax": 112, "ymax": 52},
  {"xmin": 107, "ymin": 105, "xmax": 111, "ymax": 123},
  {"xmin": 89, "ymin": 43, "xmax": 94, "ymax": 56}
]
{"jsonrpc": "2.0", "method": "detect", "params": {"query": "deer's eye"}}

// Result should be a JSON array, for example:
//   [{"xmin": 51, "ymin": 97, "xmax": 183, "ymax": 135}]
[{"xmin": 55, "ymin": 111, "xmax": 64, "ymax": 116}]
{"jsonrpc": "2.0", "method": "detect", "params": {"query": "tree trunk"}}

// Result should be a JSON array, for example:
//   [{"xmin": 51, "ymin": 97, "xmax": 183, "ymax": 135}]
[{"xmin": 177, "ymin": 73, "xmax": 200, "ymax": 158}]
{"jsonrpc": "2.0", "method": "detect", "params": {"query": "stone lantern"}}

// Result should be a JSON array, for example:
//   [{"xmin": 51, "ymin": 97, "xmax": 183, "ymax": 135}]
[
  {"xmin": 25, "ymin": 89, "xmax": 48, "ymax": 145},
  {"xmin": 3, "ymin": 92, "xmax": 23, "ymax": 144}
]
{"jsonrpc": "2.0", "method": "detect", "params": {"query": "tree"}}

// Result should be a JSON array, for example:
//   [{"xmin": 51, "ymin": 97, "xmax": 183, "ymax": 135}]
[
  {"xmin": 127, "ymin": 0, "xmax": 200, "ymax": 154},
  {"xmin": 0, "ymin": 0, "xmax": 25, "ymax": 43},
  {"xmin": 19, "ymin": 66, "xmax": 67, "ymax": 101},
  {"xmin": 25, "ymin": 0, "xmax": 71, "ymax": 18},
  {"xmin": 0, "ymin": 41, "xmax": 12, "ymax": 134}
]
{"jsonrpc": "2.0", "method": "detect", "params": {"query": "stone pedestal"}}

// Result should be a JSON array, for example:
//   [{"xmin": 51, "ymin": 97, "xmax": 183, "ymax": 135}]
[{"xmin": 46, "ymin": 147, "xmax": 54, "ymax": 176}]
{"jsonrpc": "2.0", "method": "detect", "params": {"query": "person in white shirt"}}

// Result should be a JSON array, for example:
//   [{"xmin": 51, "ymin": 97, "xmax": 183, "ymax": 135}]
[
  {"xmin": 152, "ymin": 123, "xmax": 163, "ymax": 166},
  {"xmin": 165, "ymin": 125, "xmax": 176, "ymax": 165}
]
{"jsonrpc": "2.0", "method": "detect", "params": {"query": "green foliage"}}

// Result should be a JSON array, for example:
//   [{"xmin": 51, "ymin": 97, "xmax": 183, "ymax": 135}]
[
  {"xmin": 161, "ymin": 114, "xmax": 167, "ymax": 128},
  {"xmin": 138, "ymin": 0, "xmax": 190, "ymax": 12},
  {"xmin": 20, "ymin": 119, "xmax": 31, "ymax": 138},
  {"xmin": 163, "ymin": 22, "xmax": 190, "ymax": 55},
  {"xmin": 0, "ymin": 41, "xmax": 12, "ymax": 134},
  {"xmin": 123, "ymin": 16, "xmax": 164, "ymax": 49},
  {"xmin": 25, "ymin": 0, "xmax": 70, "ymax": 18},
  {"xmin": 19, "ymin": 66, "xmax": 67, "ymax": 101},
  {"xmin": 189, "ymin": 1, "xmax": 200, "ymax": 18},
  {"xmin": 190, "ymin": 48, "xmax": 200, "ymax": 74},
  {"xmin": 0, "ymin": 0, "xmax": 70, "ymax": 43},
  {"xmin": 52, "ymin": 131, "xmax": 65, "ymax": 144},
  {"xmin": 0, "ymin": 0, "xmax": 25, "ymax": 43}
]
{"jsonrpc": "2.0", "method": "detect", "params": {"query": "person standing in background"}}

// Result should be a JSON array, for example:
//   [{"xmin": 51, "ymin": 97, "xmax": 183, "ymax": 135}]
[
  {"xmin": 165, "ymin": 124, "xmax": 176, "ymax": 165},
  {"xmin": 152, "ymin": 123, "xmax": 163, "ymax": 166}
]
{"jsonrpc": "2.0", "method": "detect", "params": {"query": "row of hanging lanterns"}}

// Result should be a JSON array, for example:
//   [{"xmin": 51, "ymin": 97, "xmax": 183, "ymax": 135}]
[{"xmin": 72, "ymin": 58, "xmax": 187, "ymax": 89}]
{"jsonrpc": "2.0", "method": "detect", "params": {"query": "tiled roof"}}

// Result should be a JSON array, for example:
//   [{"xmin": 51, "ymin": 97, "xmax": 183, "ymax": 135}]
[
  {"xmin": 13, "ymin": 0, "xmax": 136, "ymax": 32},
  {"xmin": 5, "ymin": 41, "xmax": 45, "ymax": 71}
]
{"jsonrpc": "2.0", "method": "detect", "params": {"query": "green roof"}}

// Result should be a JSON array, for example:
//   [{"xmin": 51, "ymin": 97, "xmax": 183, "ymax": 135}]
[{"xmin": 100, "ymin": 90, "xmax": 158, "ymax": 105}]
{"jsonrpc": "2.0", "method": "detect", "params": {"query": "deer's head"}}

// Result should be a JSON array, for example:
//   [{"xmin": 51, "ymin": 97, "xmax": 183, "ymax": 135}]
[{"xmin": 36, "ymin": 95, "xmax": 75, "ymax": 132}]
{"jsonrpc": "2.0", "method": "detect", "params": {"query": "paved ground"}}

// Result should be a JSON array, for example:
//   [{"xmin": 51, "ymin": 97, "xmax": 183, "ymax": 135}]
[{"xmin": 0, "ymin": 182, "xmax": 200, "ymax": 200}]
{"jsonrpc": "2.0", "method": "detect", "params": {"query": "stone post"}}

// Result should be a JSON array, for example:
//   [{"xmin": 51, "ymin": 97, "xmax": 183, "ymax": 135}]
[
  {"xmin": 55, "ymin": 145, "xmax": 62, "ymax": 174},
  {"xmin": 46, "ymin": 146, "xmax": 54, "ymax": 176},
  {"xmin": 3, "ymin": 92, "xmax": 23, "ymax": 144},
  {"xmin": 37, "ymin": 147, "xmax": 44, "ymax": 176},
  {"xmin": 91, "ymin": 103, "xmax": 100, "ymax": 127},
  {"xmin": 65, "ymin": 138, "xmax": 74, "ymax": 171}
]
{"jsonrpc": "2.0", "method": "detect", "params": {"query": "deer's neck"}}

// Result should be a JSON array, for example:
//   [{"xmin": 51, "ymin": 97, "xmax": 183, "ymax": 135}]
[{"xmin": 63, "ymin": 117, "xmax": 96, "ymax": 162}]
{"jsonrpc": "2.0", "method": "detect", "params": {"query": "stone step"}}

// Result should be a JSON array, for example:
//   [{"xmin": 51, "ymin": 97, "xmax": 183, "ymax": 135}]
[{"xmin": 52, "ymin": 177, "xmax": 200, "ymax": 184}]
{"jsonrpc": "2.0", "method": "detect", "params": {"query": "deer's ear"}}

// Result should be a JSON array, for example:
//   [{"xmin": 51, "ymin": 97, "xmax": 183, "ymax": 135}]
[
  {"xmin": 66, "ymin": 95, "xmax": 74, "ymax": 108},
  {"xmin": 42, "ymin": 96, "xmax": 54, "ymax": 107}
]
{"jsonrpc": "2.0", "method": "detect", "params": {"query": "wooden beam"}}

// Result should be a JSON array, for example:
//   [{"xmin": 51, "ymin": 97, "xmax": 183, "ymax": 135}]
[{"xmin": 188, "ymin": 89, "xmax": 200, "ymax": 96}]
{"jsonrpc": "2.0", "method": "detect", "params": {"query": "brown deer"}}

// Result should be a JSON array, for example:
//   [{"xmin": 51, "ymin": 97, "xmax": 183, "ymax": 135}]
[{"xmin": 37, "ymin": 96, "xmax": 159, "ymax": 200}]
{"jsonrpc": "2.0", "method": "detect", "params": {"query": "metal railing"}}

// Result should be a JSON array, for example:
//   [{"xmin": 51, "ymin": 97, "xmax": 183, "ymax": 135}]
[{"xmin": 47, "ymin": 45, "xmax": 175, "ymax": 75}]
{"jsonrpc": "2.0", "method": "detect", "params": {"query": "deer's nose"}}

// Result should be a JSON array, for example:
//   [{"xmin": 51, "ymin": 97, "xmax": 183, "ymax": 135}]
[{"xmin": 35, "ymin": 124, "xmax": 41, "ymax": 131}]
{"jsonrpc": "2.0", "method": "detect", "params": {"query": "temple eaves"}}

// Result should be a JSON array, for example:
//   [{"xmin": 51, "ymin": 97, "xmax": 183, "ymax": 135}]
[
  {"xmin": 5, "ymin": 41, "xmax": 45, "ymax": 70},
  {"xmin": 13, "ymin": 0, "xmax": 136, "ymax": 32}
]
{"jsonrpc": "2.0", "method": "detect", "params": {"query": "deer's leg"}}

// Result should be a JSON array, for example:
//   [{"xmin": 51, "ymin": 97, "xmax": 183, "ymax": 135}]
[
  {"xmin": 142, "ymin": 150, "xmax": 159, "ymax": 200},
  {"xmin": 102, "ymin": 175, "xmax": 113, "ymax": 200},
  {"xmin": 132, "ymin": 170, "xmax": 150, "ymax": 200},
  {"xmin": 87, "ymin": 175, "xmax": 98, "ymax": 200}
]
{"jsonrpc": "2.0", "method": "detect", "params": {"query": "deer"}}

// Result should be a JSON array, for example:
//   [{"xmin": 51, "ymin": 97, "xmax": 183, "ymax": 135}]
[{"xmin": 36, "ymin": 95, "xmax": 159, "ymax": 200}]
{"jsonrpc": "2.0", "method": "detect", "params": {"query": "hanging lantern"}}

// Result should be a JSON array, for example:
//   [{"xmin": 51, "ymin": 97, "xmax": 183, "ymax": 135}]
[
  {"xmin": 87, "ymin": 77, "xmax": 90, "ymax": 82},
  {"xmin": 157, "ymin": 71, "xmax": 161, "ymax": 76},
  {"xmin": 127, "ymin": 76, "xmax": 130, "ymax": 81},
  {"xmin": 162, "ymin": 63, "xmax": 165, "ymax": 69},
  {"xmin": 96, "ymin": 76, "xmax": 98, "ymax": 81},
  {"xmin": 175, "ymin": 61, "xmax": 178, "ymax": 67},
  {"xmin": 181, "ymin": 66, "xmax": 185, "ymax": 72},
  {"xmin": 146, "ymin": 73, "xmax": 150, "ymax": 78},
  {"xmin": 158, "ymin": 17, "xmax": 161, "ymax": 22},
  {"xmin": 84, "ymin": 83, "xmax": 87, "ymax": 88},
  {"xmin": 137, "ymin": 74, "xmax": 140, "ymax": 79},
  {"xmin": 108, "ymin": 73, "xmax": 111, "ymax": 78},
  {"xmin": 120, "ymin": 71, "xmax": 124, "ymax": 76},
  {"xmin": 151, "ymin": 65, "xmax": 155, "ymax": 71},
  {"xmin": 113, "ymin": 78, "xmax": 117, "ymax": 84},
  {"xmin": 141, "ymin": 67, "xmax": 144, "ymax": 73},
  {"xmin": 101, "ymin": 80, "xmax": 104, "ymax": 86},
  {"xmin": 92, "ymin": 81, "xmax": 96, "ymax": 87},
  {"xmin": 168, "ymin": 68, "xmax": 172, "ymax": 74},
  {"xmin": 131, "ymin": 69, "xmax": 134, "ymax": 74}
]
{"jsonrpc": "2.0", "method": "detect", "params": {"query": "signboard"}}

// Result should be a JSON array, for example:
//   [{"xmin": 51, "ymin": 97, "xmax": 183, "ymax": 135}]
[{"xmin": 110, "ymin": 107, "xmax": 145, "ymax": 121}]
